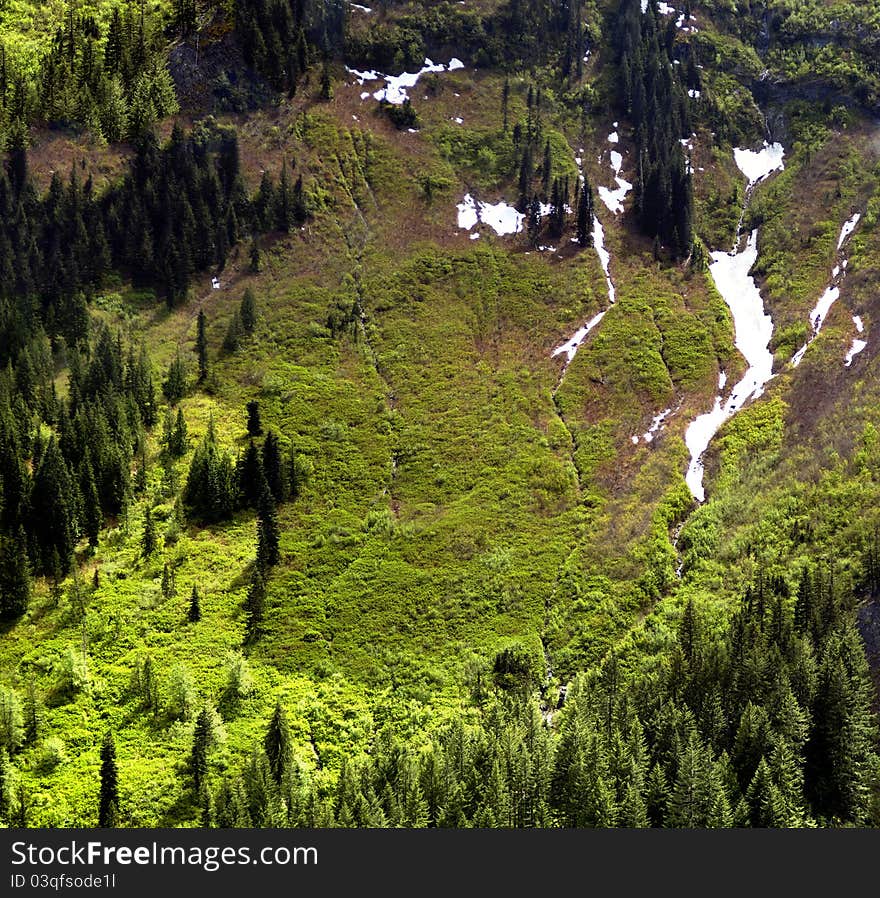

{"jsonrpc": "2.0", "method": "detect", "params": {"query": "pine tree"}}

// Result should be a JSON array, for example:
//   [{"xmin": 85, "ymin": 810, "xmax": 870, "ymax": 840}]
[
  {"xmin": 191, "ymin": 708, "xmax": 212, "ymax": 793},
  {"xmin": 23, "ymin": 679, "xmax": 39, "ymax": 746},
  {"xmin": 163, "ymin": 354, "xmax": 186, "ymax": 404},
  {"xmin": 246, "ymin": 400, "xmax": 262, "ymax": 437},
  {"xmin": 223, "ymin": 310, "xmax": 243, "ymax": 352},
  {"xmin": 188, "ymin": 585, "xmax": 201, "ymax": 623},
  {"xmin": 264, "ymin": 702, "xmax": 292, "ymax": 786},
  {"xmin": 240, "ymin": 288, "xmax": 257, "ymax": 334},
  {"xmin": 257, "ymin": 483, "xmax": 280, "ymax": 569},
  {"xmin": 196, "ymin": 308, "xmax": 208, "ymax": 383},
  {"xmin": 244, "ymin": 565, "xmax": 265, "ymax": 642},
  {"xmin": 262, "ymin": 431, "xmax": 285, "ymax": 502},
  {"xmin": 0, "ymin": 531, "xmax": 30, "ymax": 620},
  {"xmin": 141, "ymin": 506, "xmax": 156, "ymax": 557},
  {"xmin": 249, "ymin": 240, "xmax": 261, "ymax": 274},
  {"xmin": 98, "ymin": 732, "xmax": 119, "ymax": 827},
  {"xmin": 576, "ymin": 179, "xmax": 594, "ymax": 248}
]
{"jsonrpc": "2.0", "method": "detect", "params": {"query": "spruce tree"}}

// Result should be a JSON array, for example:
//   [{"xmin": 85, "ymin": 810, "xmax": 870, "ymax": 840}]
[
  {"xmin": 256, "ymin": 483, "xmax": 280, "ymax": 568},
  {"xmin": 262, "ymin": 431, "xmax": 285, "ymax": 502},
  {"xmin": 0, "ymin": 531, "xmax": 30, "ymax": 620},
  {"xmin": 264, "ymin": 702, "xmax": 292, "ymax": 786},
  {"xmin": 98, "ymin": 732, "xmax": 119, "ymax": 827},
  {"xmin": 240, "ymin": 288, "xmax": 257, "ymax": 334},
  {"xmin": 188, "ymin": 585, "xmax": 201, "ymax": 623},
  {"xmin": 244, "ymin": 565, "xmax": 265, "ymax": 642},
  {"xmin": 246, "ymin": 400, "xmax": 262, "ymax": 437},
  {"xmin": 191, "ymin": 708, "xmax": 212, "ymax": 793},
  {"xmin": 141, "ymin": 506, "xmax": 156, "ymax": 557}
]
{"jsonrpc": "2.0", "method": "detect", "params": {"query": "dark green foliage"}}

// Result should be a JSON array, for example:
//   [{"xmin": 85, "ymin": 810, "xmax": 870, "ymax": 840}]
[
  {"xmin": 223, "ymin": 310, "xmax": 243, "ymax": 353},
  {"xmin": 240, "ymin": 288, "xmax": 257, "ymax": 334},
  {"xmin": 30, "ymin": 437, "xmax": 76, "ymax": 575},
  {"xmin": 492, "ymin": 644, "xmax": 536, "ymax": 693},
  {"xmin": 244, "ymin": 565, "xmax": 266, "ymax": 643},
  {"xmin": 256, "ymin": 483, "xmax": 280, "ymax": 569},
  {"xmin": 191, "ymin": 708, "xmax": 212, "ymax": 794},
  {"xmin": 614, "ymin": 0, "xmax": 693, "ymax": 258},
  {"xmin": 98, "ymin": 732, "xmax": 119, "ymax": 827},
  {"xmin": 264, "ymin": 702, "xmax": 292, "ymax": 786},
  {"xmin": 237, "ymin": 440, "xmax": 266, "ymax": 509},
  {"xmin": 262, "ymin": 431, "xmax": 285, "ymax": 502},
  {"xmin": 183, "ymin": 424, "xmax": 236, "ymax": 524},
  {"xmin": 162, "ymin": 355, "xmax": 187, "ymax": 405},
  {"xmin": 381, "ymin": 99, "xmax": 418, "ymax": 130},
  {"xmin": 0, "ymin": 531, "xmax": 30, "ymax": 619},
  {"xmin": 576, "ymin": 178, "xmax": 594, "ymax": 248},
  {"xmin": 188, "ymin": 585, "xmax": 201, "ymax": 623},
  {"xmin": 141, "ymin": 507, "xmax": 156, "ymax": 557},
  {"xmin": 246, "ymin": 400, "xmax": 262, "ymax": 437}
]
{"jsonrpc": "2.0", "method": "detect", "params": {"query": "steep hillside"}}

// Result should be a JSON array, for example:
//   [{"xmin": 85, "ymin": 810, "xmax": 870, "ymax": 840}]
[{"xmin": 0, "ymin": 0, "xmax": 878, "ymax": 828}]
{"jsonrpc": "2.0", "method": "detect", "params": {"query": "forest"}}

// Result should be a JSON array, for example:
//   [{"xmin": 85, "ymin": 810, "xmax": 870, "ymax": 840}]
[{"xmin": 0, "ymin": 0, "xmax": 877, "ymax": 829}]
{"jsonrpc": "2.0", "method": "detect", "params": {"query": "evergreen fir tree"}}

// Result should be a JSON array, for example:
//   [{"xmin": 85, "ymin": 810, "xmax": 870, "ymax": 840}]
[
  {"xmin": 246, "ymin": 400, "xmax": 262, "ymax": 437},
  {"xmin": 98, "ymin": 732, "xmax": 119, "ymax": 827},
  {"xmin": 264, "ymin": 702, "xmax": 292, "ymax": 786},
  {"xmin": 256, "ymin": 483, "xmax": 280, "ymax": 568},
  {"xmin": 240, "ymin": 288, "xmax": 257, "ymax": 334},
  {"xmin": 244, "ymin": 565, "xmax": 265, "ymax": 642},
  {"xmin": 188, "ymin": 585, "xmax": 201, "ymax": 623},
  {"xmin": 0, "ymin": 531, "xmax": 30, "ymax": 620},
  {"xmin": 141, "ymin": 506, "xmax": 156, "ymax": 557}
]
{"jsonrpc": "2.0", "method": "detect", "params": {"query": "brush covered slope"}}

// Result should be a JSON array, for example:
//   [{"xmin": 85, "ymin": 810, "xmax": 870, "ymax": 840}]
[{"xmin": 0, "ymin": 0, "xmax": 878, "ymax": 828}]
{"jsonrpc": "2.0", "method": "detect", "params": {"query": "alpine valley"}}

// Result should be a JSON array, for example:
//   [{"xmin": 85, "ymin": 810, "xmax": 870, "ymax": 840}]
[{"xmin": 0, "ymin": 0, "xmax": 879, "ymax": 828}]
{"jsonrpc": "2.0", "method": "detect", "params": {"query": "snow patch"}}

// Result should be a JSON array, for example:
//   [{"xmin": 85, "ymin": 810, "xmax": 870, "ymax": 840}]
[
  {"xmin": 608, "ymin": 131, "xmax": 619, "ymax": 144},
  {"xmin": 845, "ymin": 339, "xmax": 867, "ymax": 367},
  {"xmin": 552, "ymin": 311, "xmax": 607, "ymax": 363},
  {"xmin": 456, "ymin": 193, "xmax": 523, "ymax": 236},
  {"xmin": 733, "ymin": 142, "xmax": 785, "ymax": 186},
  {"xmin": 346, "ymin": 58, "xmax": 464, "ymax": 105},
  {"xmin": 643, "ymin": 408, "xmax": 673, "ymax": 443},
  {"xmin": 685, "ymin": 230, "xmax": 775, "ymax": 501},
  {"xmin": 837, "ymin": 212, "xmax": 861, "ymax": 250},
  {"xmin": 598, "ymin": 177, "xmax": 632, "ymax": 214},
  {"xmin": 610, "ymin": 150, "xmax": 623, "ymax": 174}
]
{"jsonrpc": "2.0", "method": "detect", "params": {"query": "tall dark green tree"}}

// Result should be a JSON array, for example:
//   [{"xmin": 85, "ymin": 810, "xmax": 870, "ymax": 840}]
[
  {"xmin": 98, "ymin": 732, "xmax": 119, "ymax": 827},
  {"xmin": 264, "ymin": 702, "xmax": 292, "ymax": 786},
  {"xmin": 188, "ymin": 584, "xmax": 202, "ymax": 623},
  {"xmin": 0, "ymin": 531, "xmax": 30, "ymax": 620}
]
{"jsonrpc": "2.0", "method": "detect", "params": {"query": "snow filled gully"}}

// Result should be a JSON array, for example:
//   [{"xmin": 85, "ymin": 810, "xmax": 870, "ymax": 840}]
[
  {"xmin": 550, "ymin": 141, "xmax": 621, "ymax": 368},
  {"xmin": 790, "ymin": 212, "xmax": 864, "ymax": 369},
  {"xmin": 684, "ymin": 143, "xmax": 784, "ymax": 503}
]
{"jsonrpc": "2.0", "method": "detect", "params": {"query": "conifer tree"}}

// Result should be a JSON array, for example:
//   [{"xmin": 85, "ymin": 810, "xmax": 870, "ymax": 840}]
[
  {"xmin": 576, "ymin": 179, "xmax": 594, "ymax": 247},
  {"xmin": 191, "ymin": 708, "xmax": 212, "ymax": 793},
  {"xmin": 98, "ymin": 732, "xmax": 119, "ymax": 827},
  {"xmin": 257, "ymin": 483, "xmax": 280, "ymax": 568},
  {"xmin": 0, "ymin": 531, "xmax": 30, "ymax": 620},
  {"xmin": 262, "ymin": 431, "xmax": 285, "ymax": 502},
  {"xmin": 142, "ymin": 506, "xmax": 156, "ymax": 557},
  {"xmin": 264, "ymin": 702, "xmax": 292, "ymax": 786},
  {"xmin": 244, "ymin": 565, "xmax": 265, "ymax": 642},
  {"xmin": 188, "ymin": 585, "xmax": 202, "ymax": 623},
  {"xmin": 240, "ymin": 288, "xmax": 257, "ymax": 334},
  {"xmin": 246, "ymin": 400, "xmax": 262, "ymax": 437}
]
